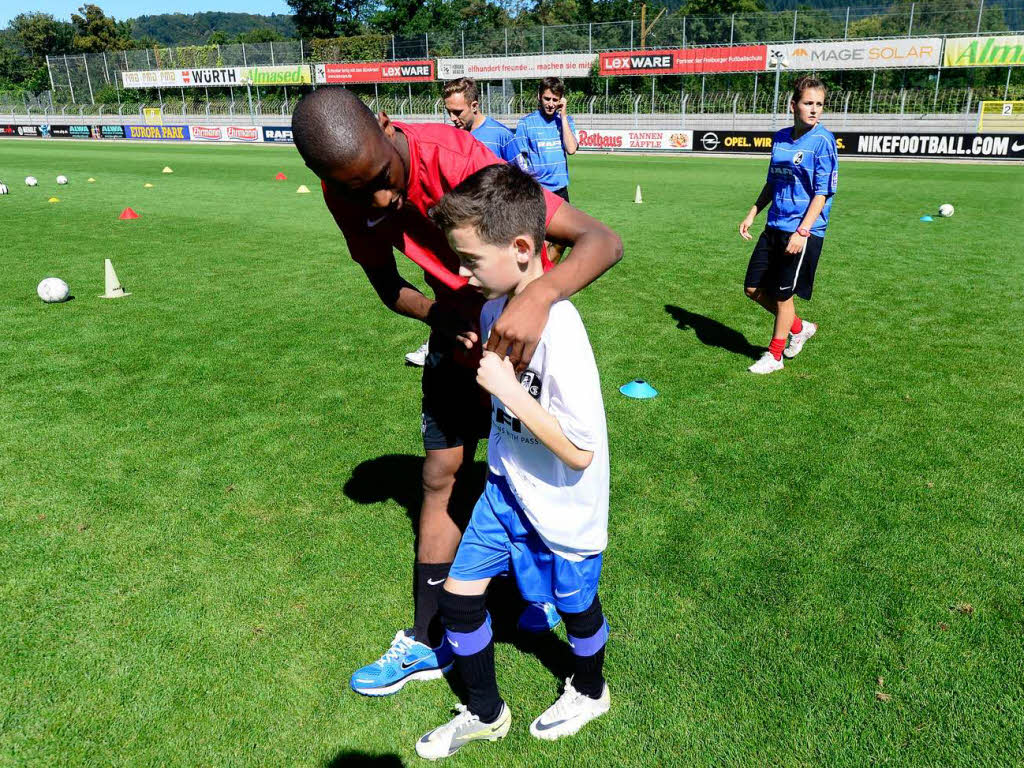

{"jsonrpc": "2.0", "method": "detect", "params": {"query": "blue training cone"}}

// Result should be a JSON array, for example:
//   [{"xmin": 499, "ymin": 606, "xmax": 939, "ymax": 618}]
[
  {"xmin": 620, "ymin": 379, "xmax": 658, "ymax": 399},
  {"xmin": 920, "ymin": 215, "xmax": 934, "ymax": 222}
]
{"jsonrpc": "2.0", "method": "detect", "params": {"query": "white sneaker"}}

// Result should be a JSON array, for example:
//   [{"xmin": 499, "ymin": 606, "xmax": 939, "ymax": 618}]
[
  {"xmin": 784, "ymin": 321, "xmax": 817, "ymax": 359},
  {"xmin": 529, "ymin": 677, "xmax": 610, "ymax": 741},
  {"xmin": 405, "ymin": 340, "xmax": 429, "ymax": 367},
  {"xmin": 416, "ymin": 702, "xmax": 511, "ymax": 760},
  {"xmin": 748, "ymin": 351, "xmax": 784, "ymax": 374}
]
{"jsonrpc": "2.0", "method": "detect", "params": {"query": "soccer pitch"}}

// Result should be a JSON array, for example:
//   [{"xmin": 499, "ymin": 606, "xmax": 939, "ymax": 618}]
[{"xmin": 1, "ymin": 141, "xmax": 1022, "ymax": 767}]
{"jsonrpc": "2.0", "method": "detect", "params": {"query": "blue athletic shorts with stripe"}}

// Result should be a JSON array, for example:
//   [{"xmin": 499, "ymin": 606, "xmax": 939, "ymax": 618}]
[{"xmin": 450, "ymin": 473, "xmax": 602, "ymax": 615}]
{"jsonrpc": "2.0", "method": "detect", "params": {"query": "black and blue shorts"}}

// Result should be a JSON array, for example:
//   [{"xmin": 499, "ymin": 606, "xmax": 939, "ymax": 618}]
[
  {"xmin": 421, "ymin": 333, "xmax": 490, "ymax": 451},
  {"xmin": 744, "ymin": 226, "xmax": 824, "ymax": 301}
]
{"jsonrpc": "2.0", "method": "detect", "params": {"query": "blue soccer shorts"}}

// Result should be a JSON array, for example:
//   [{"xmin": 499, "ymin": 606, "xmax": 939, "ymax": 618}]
[{"xmin": 450, "ymin": 473, "xmax": 603, "ymax": 614}]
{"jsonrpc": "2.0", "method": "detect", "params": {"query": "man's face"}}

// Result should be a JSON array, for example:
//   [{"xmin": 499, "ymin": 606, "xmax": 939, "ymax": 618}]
[
  {"xmin": 312, "ymin": 121, "xmax": 407, "ymax": 210},
  {"xmin": 444, "ymin": 92, "xmax": 478, "ymax": 131},
  {"xmin": 448, "ymin": 224, "xmax": 533, "ymax": 300},
  {"xmin": 539, "ymin": 88, "xmax": 561, "ymax": 117}
]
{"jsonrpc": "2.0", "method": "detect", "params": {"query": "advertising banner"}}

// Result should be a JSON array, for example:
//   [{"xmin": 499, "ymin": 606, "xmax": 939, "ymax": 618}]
[
  {"xmin": 314, "ymin": 60, "xmax": 434, "ymax": 84},
  {"xmin": 576, "ymin": 128, "xmax": 693, "ymax": 151},
  {"xmin": 49, "ymin": 124, "xmax": 93, "ymax": 138},
  {"xmin": 123, "ymin": 65, "xmax": 311, "ymax": 88},
  {"xmin": 262, "ymin": 126, "xmax": 294, "ymax": 143},
  {"xmin": 438, "ymin": 54, "xmax": 597, "ymax": 81},
  {"xmin": 190, "ymin": 125, "xmax": 263, "ymax": 143},
  {"xmin": 768, "ymin": 38, "xmax": 942, "ymax": 70},
  {"xmin": 599, "ymin": 45, "xmax": 767, "ymax": 76},
  {"xmin": 0, "ymin": 124, "xmax": 40, "ymax": 137},
  {"xmin": 124, "ymin": 125, "xmax": 191, "ymax": 141},
  {"xmin": 943, "ymin": 35, "xmax": 1024, "ymax": 67},
  {"xmin": 95, "ymin": 125, "xmax": 126, "ymax": 139},
  {"xmin": 690, "ymin": 129, "xmax": 1024, "ymax": 159}
]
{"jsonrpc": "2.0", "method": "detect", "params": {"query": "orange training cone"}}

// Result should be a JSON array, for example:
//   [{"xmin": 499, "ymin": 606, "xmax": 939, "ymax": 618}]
[
  {"xmin": 275, "ymin": 172, "xmax": 287, "ymax": 181},
  {"xmin": 119, "ymin": 207, "xmax": 139, "ymax": 220}
]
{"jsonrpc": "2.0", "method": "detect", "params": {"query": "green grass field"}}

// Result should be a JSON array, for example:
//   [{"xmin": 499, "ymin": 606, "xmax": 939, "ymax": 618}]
[{"xmin": 1, "ymin": 140, "xmax": 1022, "ymax": 767}]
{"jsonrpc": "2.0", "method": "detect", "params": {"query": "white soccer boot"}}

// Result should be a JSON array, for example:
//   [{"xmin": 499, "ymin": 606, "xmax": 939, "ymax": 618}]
[
  {"xmin": 783, "ymin": 321, "xmax": 817, "ymax": 359},
  {"xmin": 529, "ymin": 677, "xmax": 610, "ymax": 741},
  {"xmin": 416, "ymin": 702, "xmax": 511, "ymax": 760},
  {"xmin": 405, "ymin": 340, "xmax": 429, "ymax": 367},
  {"xmin": 748, "ymin": 351, "xmax": 784, "ymax": 374}
]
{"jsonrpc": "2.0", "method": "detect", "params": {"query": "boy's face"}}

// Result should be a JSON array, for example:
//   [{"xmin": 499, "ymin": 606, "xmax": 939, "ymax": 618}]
[
  {"xmin": 447, "ymin": 224, "xmax": 535, "ymax": 299},
  {"xmin": 539, "ymin": 88, "xmax": 562, "ymax": 117}
]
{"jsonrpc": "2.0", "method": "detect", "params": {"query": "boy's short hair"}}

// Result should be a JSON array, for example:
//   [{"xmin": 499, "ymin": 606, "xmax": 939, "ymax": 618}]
[
  {"xmin": 432, "ymin": 164, "xmax": 546, "ymax": 255},
  {"xmin": 538, "ymin": 77, "xmax": 565, "ymax": 98},
  {"xmin": 443, "ymin": 77, "xmax": 479, "ymax": 104}
]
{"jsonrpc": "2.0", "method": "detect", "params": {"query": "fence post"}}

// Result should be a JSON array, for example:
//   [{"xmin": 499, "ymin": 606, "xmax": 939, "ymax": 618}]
[
  {"xmin": 181, "ymin": 87, "xmax": 186, "ymax": 114},
  {"xmin": 976, "ymin": 0, "xmax": 984, "ymax": 34},
  {"xmin": 1005, "ymin": 68, "xmax": 1012, "ymax": 100},
  {"xmin": 907, "ymin": 3, "xmax": 915, "ymax": 36},
  {"xmin": 730, "ymin": 14, "xmax": 735, "ymax": 45},
  {"xmin": 868, "ymin": 69, "xmax": 876, "ymax": 114},
  {"xmin": 792, "ymin": 10, "xmax": 798, "ymax": 42},
  {"xmin": 64, "ymin": 55, "xmax": 76, "ymax": 104},
  {"xmin": 542, "ymin": 26, "xmax": 546, "ymax": 54},
  {"xmin": 589, "ymin": 23, "xmax": 593, "ymax": 53},
  {"xmin": 843, "ymin": 91, "xmax": 851, "ymax": 128},
  {"xmin": 933, "ymin": 68, "xmax": 942, "ymax": 110},
  {"xmin": 681, "ymin": 93, "xmax": 688, "ymax": 128},
  {"xmin": 682, "ymin": 16, "xmax": 686, "ymax": 48},
  {"xmin": 965, "ymin": 87, "xmax": 973, "ymax": 119},
  {"xmin": 300, "ymin": 39, "xmax": 304, "ymax": 62},
  {"xmin": 732, "ymin": 93, "xmax": 739, "ymax": 129},
  {"xmin": 462, "ymin": 30, "xmax": 465, "ymax": 57},
  {"xmin": 392, "ymin": 36, "xmax": 396, "ymax": 60},
  {"xmin": 505, "ymin": 28, "xmax": 509, "ymax": 55},
  {"xmin": 630, "ymin": 20, "xmax": 634, "ymax": 50},
  {"xmin": 46, "ymin": 55, "xmax": 57, "ymax": 93},
  {"xmin": 844, "ymin": 7, "xmax": 850, "ymax": 40},
  {"xmin": 83, "ymin": 55, "xmax": 95, "ymax": 104},
  {"xmin": 374, "ymin": 83, "xmax": 379, "ymax": 113},
  {"xmin": 101, "ymin": 51, "xmax": 110, "ymax": 85},
  {"xmin": 158, "ymin": 86, "xmax": 164, "ymax": 110},
  {"xmin": 425, "ymin": 32, "xmax": 429, "ymax": 58},
  {"xmin": 700, "ymin": 74, "xmax": 705, "ymax": 113},
  {"xmin": 752, "ymin": 72, "xmax": 758, "ymax": 111},
  {"xmin": 651, "ymin": 77, "xmax": 656, "ymax": 114},
  {"xmin": 605, "ymin": 78, "xmax": 609, "ymax": 112}
]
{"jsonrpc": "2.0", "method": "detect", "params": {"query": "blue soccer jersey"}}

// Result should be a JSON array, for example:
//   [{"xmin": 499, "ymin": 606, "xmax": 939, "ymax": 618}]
[
  {"xmin": 515, "ymin": 110, "xmax": 576, "ymax": 191},
  {"xmin": 471, "ymin": 116, "xmax": 524, "ymax": 167},
  {"xmin": 765, "ymin": 124, "xmax": 838, "ymax": 237}
]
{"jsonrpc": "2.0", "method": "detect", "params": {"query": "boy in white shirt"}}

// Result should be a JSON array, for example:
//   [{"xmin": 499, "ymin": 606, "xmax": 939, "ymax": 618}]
[{"xmin": 416, "ymin": 162, "xmax": 612, "ymax": 759}]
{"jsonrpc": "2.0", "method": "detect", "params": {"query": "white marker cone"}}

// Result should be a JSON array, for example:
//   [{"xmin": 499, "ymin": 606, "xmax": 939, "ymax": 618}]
[
  {"xmin": 162, "ymin": 166, "xmax": 173, "ymax": 174},
  {"xmin": 634, "ymin": 185, "xmax": 643, "ymax": 204},
  {"xmin": 100, "ymin": 258, "xmax": 131, "ymax": 299}
]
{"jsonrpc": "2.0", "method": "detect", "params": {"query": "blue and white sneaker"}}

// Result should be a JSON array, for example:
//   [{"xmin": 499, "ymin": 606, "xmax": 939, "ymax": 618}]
[
  {"xmin": 518, "ymin": 602, "xmax": 561, "ymax": 634},
  {"xmin": 350, "ymin": 629, "xmax": 453, "ymax": 696}
]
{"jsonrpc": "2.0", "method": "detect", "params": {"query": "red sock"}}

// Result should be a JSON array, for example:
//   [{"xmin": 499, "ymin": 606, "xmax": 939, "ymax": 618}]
[
  {"xmin": 791, "ymin": 316, "xmax": 803, "ymax": 335},
  {"xmin": 769, "ymin": 337, "xmax": 787, "ymax": 361}
]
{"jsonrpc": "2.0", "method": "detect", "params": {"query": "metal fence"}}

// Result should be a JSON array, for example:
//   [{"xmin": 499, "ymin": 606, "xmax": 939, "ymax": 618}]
[{"xmin": 44, "ymin": 0, "xmax": 1024, "ymax": 105}]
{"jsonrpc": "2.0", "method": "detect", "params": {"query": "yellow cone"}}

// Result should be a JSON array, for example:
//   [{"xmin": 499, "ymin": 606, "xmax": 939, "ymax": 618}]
[
  {"xmin": 87, "ymin": 177, "xmax": 96, "ymax": 183},
  {"xmin": 162, "ymin": 166, "xmax": 173, "ymax": 174},
  {"xmin": 296, "ymin": 185, "xmax": 310, "ymax": 194},
  {"xmin": 144, "ymin": 183, "xmax": 154, "ymax": 188},
  {"xmin": 48, "ymin": 197, "xmax": 59, "ymax": 203},
  {"xmin": 99, "ymin": 258, "xmax": 131, "ymax": 299}
]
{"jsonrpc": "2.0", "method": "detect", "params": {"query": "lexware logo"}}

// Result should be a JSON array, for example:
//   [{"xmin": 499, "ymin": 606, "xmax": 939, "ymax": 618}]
[
  {"xmin": 604, "ymin": 54, "xmax": 673, "ymax": 71},
  {"xmin": 227, "ymin": 126, "xmax": 259, "ymax": 141}
]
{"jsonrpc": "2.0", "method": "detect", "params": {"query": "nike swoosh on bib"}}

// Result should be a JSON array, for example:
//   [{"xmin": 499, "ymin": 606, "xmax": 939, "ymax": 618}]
[
  {"xmin": 554, "ymin": 588, "xmax": 581, "ymax": 598},
  {"xmin": 427, "ymin": 577, "xmax": 445, "ymax": 585}
]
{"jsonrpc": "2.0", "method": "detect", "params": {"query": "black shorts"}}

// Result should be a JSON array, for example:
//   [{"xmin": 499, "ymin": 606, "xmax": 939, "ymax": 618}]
[
  {"xmin": 744, "ymin": 226, "xmax": 824, "ymax": 301},
  {"xmin": 421, "ymin": 333, "xmax": 490, "ymax": 451},
  {"xmin": 551, "ymin": 186, "xmax": 570, "ymax": 202}
]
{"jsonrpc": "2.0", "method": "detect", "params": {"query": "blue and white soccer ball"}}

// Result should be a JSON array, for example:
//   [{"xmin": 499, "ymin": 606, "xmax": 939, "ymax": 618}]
[
  {"xmin": 56, "ymin": 175, "xmax": 68, "ymax": 185},
  {"xmin": 25, "ymin": 176, "xmax": 38, "ymax": 187},
  {"xmin": 37, "ymin": 277, "xmax": 70, "ymax": 303}
]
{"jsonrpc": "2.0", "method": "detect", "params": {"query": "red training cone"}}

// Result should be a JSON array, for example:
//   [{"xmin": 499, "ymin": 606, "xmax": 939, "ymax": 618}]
[
  {"xmin": 119, "ymin": 207, "xmax": 139, "ymax": 220},
  {"xmin": 274, "ymin": 172, "xmax": 287, "ymax": 181}
]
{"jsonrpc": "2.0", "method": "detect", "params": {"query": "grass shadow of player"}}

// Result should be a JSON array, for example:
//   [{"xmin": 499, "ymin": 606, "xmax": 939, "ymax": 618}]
[
  {"xmin": 665, "ymin": 304, "xmax": 763, "ymax": 361},
  {"xmin": 324, "ymin": 751, "xmax": 405, "ymax": 768},
  {"xmin": 343, "ymin": 454, "xmax": 574, "ymax": 690}
]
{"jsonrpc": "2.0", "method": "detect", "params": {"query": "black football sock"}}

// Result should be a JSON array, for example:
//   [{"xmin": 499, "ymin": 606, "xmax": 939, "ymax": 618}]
[
  {"xmin": 561, "ymin": 595, "xmax": 608, "ymax": 700},
  {"xmin": 440, "ymin": 590, "xmax": 503, "ymax": 723},
  {"xmin": 412, "ymin": 562, "xmax": 451, "ymax": 648}
]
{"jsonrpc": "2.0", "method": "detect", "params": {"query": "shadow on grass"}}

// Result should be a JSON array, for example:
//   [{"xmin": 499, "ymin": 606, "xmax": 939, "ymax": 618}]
[
  {"xmin": 343, "ymin": 454, "xmax": 575, "ymax": 692},
  {"xmin": 665, "ymin": 304, "xmax": 763, "ymax": 360},
  {"xmin": 324, "ymin": 751, "xmax": 405, "ymax": 767}
]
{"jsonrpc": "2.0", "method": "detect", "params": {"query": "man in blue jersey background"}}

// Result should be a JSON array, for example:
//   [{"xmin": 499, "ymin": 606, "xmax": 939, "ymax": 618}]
[
  {"xmin": 443, "ymin": 77, "xmax": 526, "ymax": 169},
  {"xmin": 515, "ymin": 77, "xmax": 578, "ymax": 202}
]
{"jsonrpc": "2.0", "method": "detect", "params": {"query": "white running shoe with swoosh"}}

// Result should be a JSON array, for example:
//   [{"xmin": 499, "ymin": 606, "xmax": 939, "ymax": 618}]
[{"xmin": 530, "ymin": 677, "xmax": 610, "ymax": 741}]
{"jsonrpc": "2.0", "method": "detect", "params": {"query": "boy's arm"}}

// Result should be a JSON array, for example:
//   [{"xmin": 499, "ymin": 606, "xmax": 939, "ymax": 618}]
[{"xmin": 477, "ymin": 352, "xmax": 593, "ymax": 471}]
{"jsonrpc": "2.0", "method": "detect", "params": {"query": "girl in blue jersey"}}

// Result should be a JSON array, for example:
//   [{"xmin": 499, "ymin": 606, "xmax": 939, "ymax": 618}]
[{"xmin": 739, "ymin": 76, "xmax": 838, "ymax": 374}]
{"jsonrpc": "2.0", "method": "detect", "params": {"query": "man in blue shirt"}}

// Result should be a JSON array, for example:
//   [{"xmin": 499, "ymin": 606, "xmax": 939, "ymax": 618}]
[
  {"xmin": 515, "ymin": 77, "xmax": 578, "ymax": 202},
  {"xmin": 443, "ymin": 77, "xmax": 525, "ymax": 168},
  {"xmin": 739, "ymin": 76, "xmax": 838, "ymax": 374}
]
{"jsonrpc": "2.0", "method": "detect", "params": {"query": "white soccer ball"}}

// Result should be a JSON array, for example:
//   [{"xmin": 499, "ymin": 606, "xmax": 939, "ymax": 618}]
[
  {"xmin": 37, "ymin": 277, "xmax": 70, "ymax": 303},
  {"xmin": 938, "ymin": 204, "xmax": 954, "ymax": 217},
  {"xmin": 56, "ymin": 175, "xmax": 68, "ymax": 185},
  {"xmin": 25, "ymin": 176, "xmax": 38, "ymax": 186},
  {"xmin": 0, "ymin": 181, "xmax": 8, "ymax": 195}
]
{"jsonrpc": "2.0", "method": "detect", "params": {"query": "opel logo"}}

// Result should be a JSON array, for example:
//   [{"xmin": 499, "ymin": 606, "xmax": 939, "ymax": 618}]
[{"xmin": 701, "ymin": 132, "xmax": 720, "ymax": 151}]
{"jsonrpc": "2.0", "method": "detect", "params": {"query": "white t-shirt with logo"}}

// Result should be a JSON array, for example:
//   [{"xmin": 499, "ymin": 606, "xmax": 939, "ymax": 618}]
[{"xmin": 480, "ymin": 297, "xmax": 609, "ymax": 561}]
